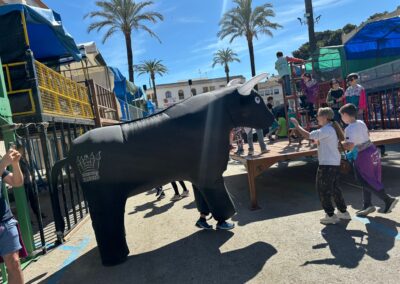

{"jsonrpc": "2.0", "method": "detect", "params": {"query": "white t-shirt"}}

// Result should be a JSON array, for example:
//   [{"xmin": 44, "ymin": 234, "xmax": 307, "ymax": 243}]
[
  {"xmin": 309, "ymin": 124, "xmax": 341, "ymax": 166},
  {"xmin": 345, "ymin": 120, "xmax": 369, "ymax": 146}
]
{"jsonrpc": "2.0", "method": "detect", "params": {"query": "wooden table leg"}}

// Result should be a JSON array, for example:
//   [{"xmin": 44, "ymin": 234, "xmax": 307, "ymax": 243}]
[
  {"xmin": 247, "ymin": 161, "xmax": 260, "ymax": 210},
  {"xmin": 247, "ymin": 159, "xmax": 276, "ymax": 210}
]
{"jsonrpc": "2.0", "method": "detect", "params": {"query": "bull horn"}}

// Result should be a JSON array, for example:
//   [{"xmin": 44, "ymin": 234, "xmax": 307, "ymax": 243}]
[
  {"xmin": 238, "ymin": 73, "xmax": 268, "ymax": 96},
  {"xmin": 227, "ymin": 78, "xmax": 243, "ymax": 87}
]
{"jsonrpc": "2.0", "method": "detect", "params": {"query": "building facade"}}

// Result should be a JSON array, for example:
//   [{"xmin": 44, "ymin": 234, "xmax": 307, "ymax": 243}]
[
  {"xmin": 257, "ymin": 75, "xmax": 284, "ymax": 106},
  {"xmin": 147, "ymin": 75, "xmax": 245, "ymax": 109}
]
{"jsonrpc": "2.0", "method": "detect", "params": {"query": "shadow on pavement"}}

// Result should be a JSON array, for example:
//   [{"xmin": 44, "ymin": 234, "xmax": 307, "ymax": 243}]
[
  {"xmin": 302, "ymin": 216, "xmax": 399, "ymax": 268},
  {"xmin": 227, "ymin": 159, "xmax": 400, "ymax": 226},
  {"xmin": 40, "ymin": 231, "xmax": 277, "ymax": 284}
]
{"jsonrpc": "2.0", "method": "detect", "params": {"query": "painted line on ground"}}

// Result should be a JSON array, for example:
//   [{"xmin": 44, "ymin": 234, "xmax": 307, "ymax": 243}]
[
  {"xmin": 354, "ymin": 216, "xmax": 400, "ymax": 240},
  {"xmin": 46, "ymin": 237, "xmax": 91, "ymax": 284}
]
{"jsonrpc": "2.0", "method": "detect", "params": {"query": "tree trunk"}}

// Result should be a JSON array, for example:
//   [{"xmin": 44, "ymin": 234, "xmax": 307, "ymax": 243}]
[
  {"xmin": 247, "ymin": 37, "xmax": 256, "ymax": 77},
  {"xmin": 124, "ymin": 32, "xmax": 134, "ymax": 83},
  {"xmin": 247, "ymin": 37, "xmax": 258, "ymax": 90},
  {"xmin": 151, "ymin": 74, "xmax": 158, "ymax": 109},
  {"xmin": 225, "ymin": 64, "xmax": 230, "ymax": 83}
]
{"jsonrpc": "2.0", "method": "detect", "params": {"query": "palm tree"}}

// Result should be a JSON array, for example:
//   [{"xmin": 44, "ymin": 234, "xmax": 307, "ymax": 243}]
[
  {"xmin": 218, "ymin": 0, "xmax": 281, "ymax": 77},
  {"xmin": 85, "ymin": 0, "xmax": 164, "ymax": 83},
  {"xmin": 136, "ymin": 59, "xmax": 167, "ymax": 108},
  {"xmin": 212, "ymin": 48, "xmax": 240, "ymax": 83}
]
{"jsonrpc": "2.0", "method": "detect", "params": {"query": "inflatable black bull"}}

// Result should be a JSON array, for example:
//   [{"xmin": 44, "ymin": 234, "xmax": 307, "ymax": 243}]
[{"xmin": 51, "ymin": 74, "xmax": 275, "ymax": 266}]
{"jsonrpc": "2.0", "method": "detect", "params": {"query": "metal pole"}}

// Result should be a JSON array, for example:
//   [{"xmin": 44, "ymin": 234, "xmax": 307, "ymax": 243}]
[
  {"xmin": 24, "ymin": 126, "xmax": 46, "ymax": 253},
  {"xmin": 305, "ymin": 0, "xmax": 317, "ymax": 56},
  {"xmin": 72, "ymin": 124, "xmax": 84, "ymax": 219},
  {"xmin": 54, "ymin": 123, "xmax": 71, "ymax": 231}
]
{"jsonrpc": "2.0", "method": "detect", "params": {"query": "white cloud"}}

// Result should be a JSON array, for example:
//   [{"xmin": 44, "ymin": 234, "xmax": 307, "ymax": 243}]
[{"xmin": 221, "ymin": 0, "xmax": 230, "ymax": 18}]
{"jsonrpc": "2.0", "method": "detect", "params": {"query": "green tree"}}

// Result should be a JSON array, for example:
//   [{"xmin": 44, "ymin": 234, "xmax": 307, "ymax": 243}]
[
  {"xmin": 136, "ymin": 59, "xmax": 168, "ymax": 108},
  {"xmin": 212, "ymin": 48, "xmax": 241, "ymax": 83},
  {"xmin": 218, "ymin": 0, "xmax": 281, "ymax": 77},
  {"xmin": 85, "ymin": 0, "xmax": 164, "ymax": 83},
  {"xmin": 292, "ymin": 24, "xmax": 357, "ymax": 59}
]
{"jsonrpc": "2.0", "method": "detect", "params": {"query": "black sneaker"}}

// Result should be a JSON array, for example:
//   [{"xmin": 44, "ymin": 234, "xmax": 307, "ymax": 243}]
[
  {"xmin": 356, "ymin": 206, "xmax": 376, "ymax": 217},
  {"xmin": 216, "ymin": 221, "xmax": 235, "ymax": 230},
  {"xmin": 383, "ymin": 198, "xmax": 399, "ymax": 213},
  {"xmin": 195, "ymin": 218, "xmax": 213, "ymax": 230}
]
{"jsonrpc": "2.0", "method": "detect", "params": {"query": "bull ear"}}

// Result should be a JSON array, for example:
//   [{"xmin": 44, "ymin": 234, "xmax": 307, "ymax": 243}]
[
  {"xmin": 227, "ymin": 78, "xmax": 244, "ymax": 87},
  {"xmin": 238, "ymin": 73, "xmax": 268, "ymax": 96}
]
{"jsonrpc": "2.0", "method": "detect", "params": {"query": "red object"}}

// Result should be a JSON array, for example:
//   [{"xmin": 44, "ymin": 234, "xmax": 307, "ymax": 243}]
[
  {"xmin": 0, "ymin": 223, "xmax": 28, "ymax": 263},
  {"xmin": 286, "ymin": 56, "xmax": 304, "ymax": 64}
]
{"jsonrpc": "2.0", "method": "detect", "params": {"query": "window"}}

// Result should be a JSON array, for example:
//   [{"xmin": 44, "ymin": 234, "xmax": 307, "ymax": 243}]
[
  {"xmin": 203, "ymin": 87, "xmax": 209, "ymax": 93},
  {"xmin": 178, "ymin": 90, "xmax": 185, "ymax": 100},
  {"xmin": 210, "ymin": 86, "xmax": 216, "ymax": 91},
  {"xmin": 191, "ymin": 88, "xmax": 197, "ymax": 96},
  {"xmin": 219, "ymin": 85, "xmax": 225, "ymax": 88},
  {"xmin": 165, "ymin": 91, "xmax": 172, "ymax": 99},
  {"xmin": 274, "ymin": 89, "xmax": 280, "ymax": 95}
]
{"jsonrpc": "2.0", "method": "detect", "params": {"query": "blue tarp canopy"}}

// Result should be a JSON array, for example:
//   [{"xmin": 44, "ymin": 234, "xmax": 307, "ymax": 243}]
[
  {"xmin": 0, "ymin": 4, "xmax": 81, "ymax": 62},
  {"xmin": 110, "ymin": 67, "xmax": 133, "ymax": 121},
  {"xmin": 345, "ymin": 17, "xmax": 400, "ymax": 60}
]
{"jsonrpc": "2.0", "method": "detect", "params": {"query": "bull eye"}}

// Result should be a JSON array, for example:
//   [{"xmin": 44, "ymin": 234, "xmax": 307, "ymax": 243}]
[{"xmin": 255, "ymin": 97, "xmax": 261, "ymax": 104}]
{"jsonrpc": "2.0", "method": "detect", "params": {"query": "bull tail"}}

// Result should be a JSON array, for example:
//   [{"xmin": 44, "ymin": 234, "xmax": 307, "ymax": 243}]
[{"xmin": 50, "ymin": 158, "xmax": 69, "ymax": 244}]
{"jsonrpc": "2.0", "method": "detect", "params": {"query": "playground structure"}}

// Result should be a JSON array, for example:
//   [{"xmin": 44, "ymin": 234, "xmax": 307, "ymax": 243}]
[{"xmin": 60, "ymin": 42, "xmax": 120, "ymax": 127}]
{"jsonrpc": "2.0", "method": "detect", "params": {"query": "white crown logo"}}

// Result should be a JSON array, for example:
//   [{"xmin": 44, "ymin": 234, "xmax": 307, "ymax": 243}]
[{"xmin": 76, "ymin": 151, "xmax": 102, "ymax": 181}]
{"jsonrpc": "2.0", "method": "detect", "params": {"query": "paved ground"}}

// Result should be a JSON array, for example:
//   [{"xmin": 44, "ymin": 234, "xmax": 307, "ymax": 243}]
[{"xmin": 23, "ymin": 146, "xmax": 400, "ymax": 284}]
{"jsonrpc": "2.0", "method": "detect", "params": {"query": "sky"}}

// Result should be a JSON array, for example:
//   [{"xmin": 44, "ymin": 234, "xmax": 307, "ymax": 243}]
[{"xmin": 45, "ymin": 0, "xmax": 399, "ymax": 88}]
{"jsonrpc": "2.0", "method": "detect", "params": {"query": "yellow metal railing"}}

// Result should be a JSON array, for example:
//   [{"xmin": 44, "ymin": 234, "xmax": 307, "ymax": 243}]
[
  {"xmin": 34, "ymin": 61, "xmax": 94, "ymax": 119},
  {"xmin": 2, "ymin": 61, "xmax": 36, "ymax": 116},
  {"xmin": 2, "ymin": 61, "xmax": 94, "ymax": 120}
]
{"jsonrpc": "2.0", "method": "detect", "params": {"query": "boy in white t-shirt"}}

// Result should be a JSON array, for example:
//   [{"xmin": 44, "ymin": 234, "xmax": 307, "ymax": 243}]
[
  {"xmin": 291, "ymin": 108, "xmax": 350, "ymax": 225},
  {"xmin": 340, "ymin": 103, "xmax": 398, "ymax": 216}
]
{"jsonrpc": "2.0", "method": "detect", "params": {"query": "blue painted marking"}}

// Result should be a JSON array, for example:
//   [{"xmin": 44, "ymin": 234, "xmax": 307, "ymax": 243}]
[
  {"xmin": 354, "ymin": 216, "xmax": 400, "ymax": 240},
  {"xmin": 46, "ymin": 237, "xmax": 91, "ymax": 284}
]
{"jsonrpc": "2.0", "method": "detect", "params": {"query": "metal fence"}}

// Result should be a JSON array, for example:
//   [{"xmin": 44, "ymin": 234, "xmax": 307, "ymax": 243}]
[{"xmin": 14, "ymin": 122, "xmax": 93, "ymax": 252}]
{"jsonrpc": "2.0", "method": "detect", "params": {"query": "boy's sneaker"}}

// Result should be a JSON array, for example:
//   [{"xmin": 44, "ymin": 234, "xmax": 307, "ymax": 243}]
[
  {"xmin": 216, "ymin": 221, "xmax": 235, "ymax": 230},
  {"xmin": 180, "ymin": 191, "xmax": 189, "ymax": 198},
  {"xmin": 235, "ymin": 149, "xmax": 244, "ymax": 155},
  {"xmin": 320, "ymin": 214, "xmax": 340, "ymax": 225},
  {"xmin": 170, "ymin": 194, "xmax": 181, "ymax": 201},
  {"xmin": 155, "ymin": 187, "xmax": 163, "ymax": 196},
  {"xmin": 157, "ymin": 192, "xmax": 166, "ymax": 200},
  {"xmin": 248, "ymin": 149, "xmax": 254, "ymax": 156},
  {"xmin": 195, "ymin": 218, "xmax": 213, "ymax": 230},
  {"xmin": 336, "ymin": 211, "xmax": 351, "ymax": 220},
  {"xmin": 383, "ymin": 198, "xmax": 399, "ymax": 213},
  {"xmin": 261, "ymin": 149, "xmax": 269, "ymax": 154},
  {"xmin": 356, "ymin": 206, "xmax": 376, "ymax": 217}
]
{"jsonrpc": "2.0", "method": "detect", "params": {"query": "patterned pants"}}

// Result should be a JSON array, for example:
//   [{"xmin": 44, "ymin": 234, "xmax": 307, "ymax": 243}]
[{"xmin": 316, "ymin": 166, "xmax": 347, "ymax": 216}]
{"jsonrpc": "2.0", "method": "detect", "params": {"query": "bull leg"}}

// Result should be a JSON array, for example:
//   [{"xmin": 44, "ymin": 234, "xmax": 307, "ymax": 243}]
[
  {"xmin": 85, "ymin": 186, "xmax": 129, "ymax": 266},
  {"xmin": 199, "ymin": 177, "xmax": 236, "ymax": 222},
  {"xmin": 192, "ymin": 184, "xmax": 210, "ymax": 216}
]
